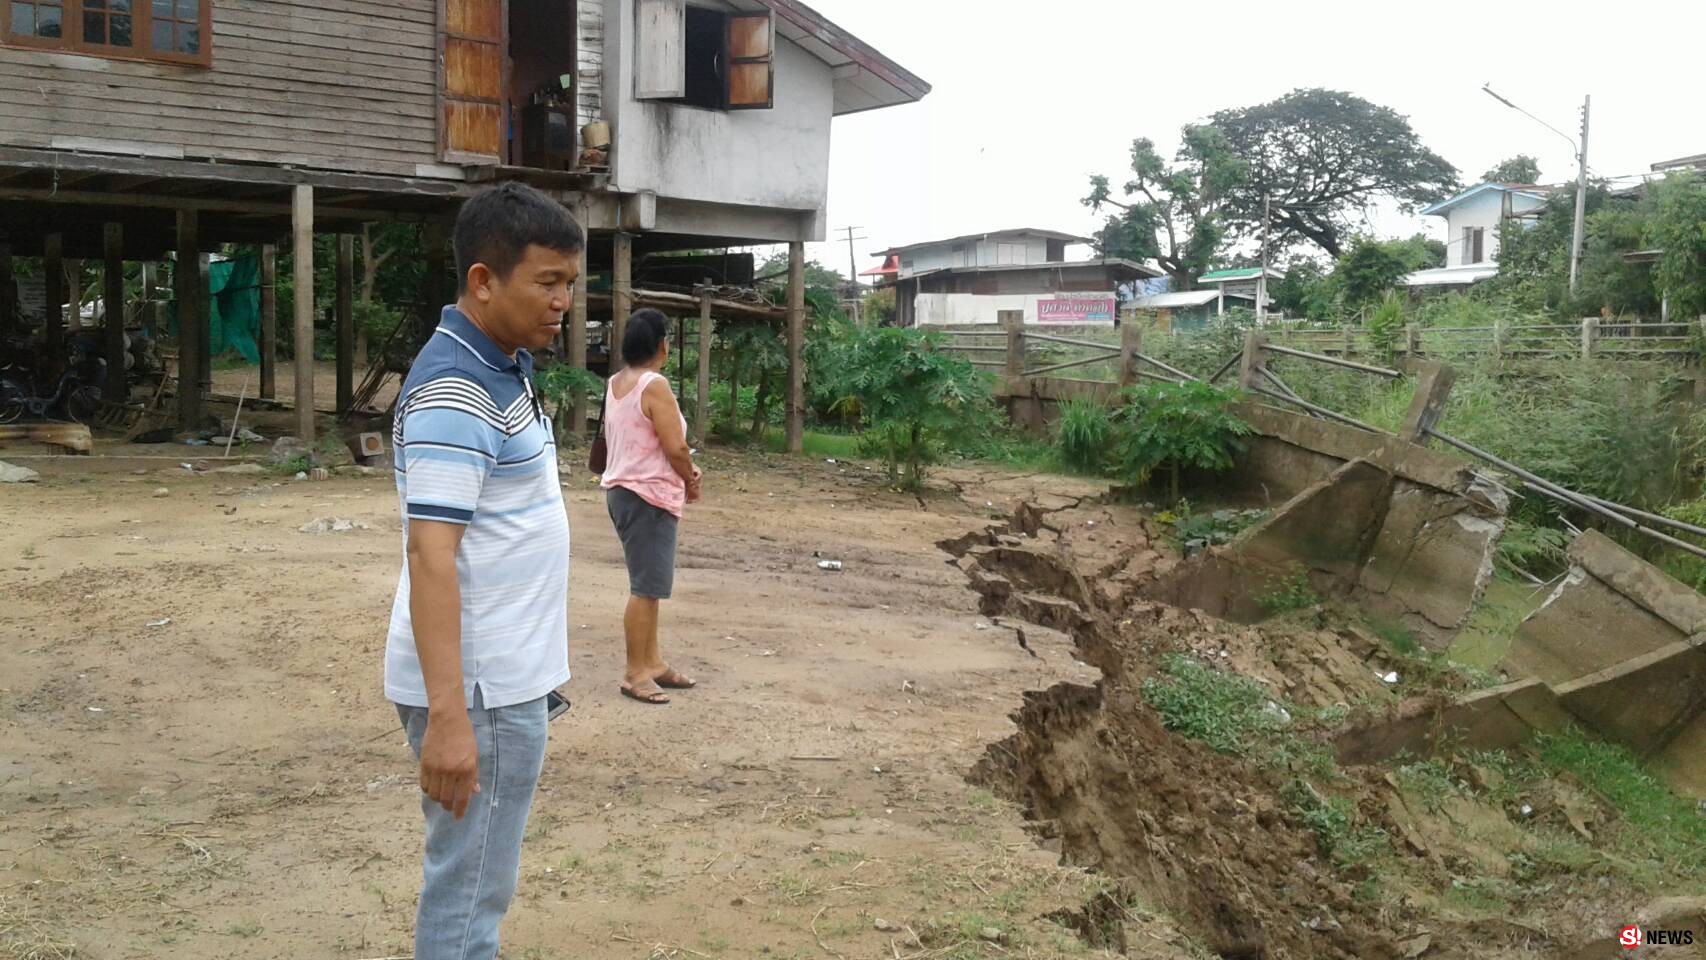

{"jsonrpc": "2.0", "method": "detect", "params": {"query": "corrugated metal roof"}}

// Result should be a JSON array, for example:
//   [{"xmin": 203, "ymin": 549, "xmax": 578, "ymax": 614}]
[
  {"xmin": 1131, "ymin": 290, "xmax": 1223, "ymax": 308},
  {"xmin": 876, "ymin": 228, "xmax": 1093, "ymax": 258},
  {"xmin": 1199, "ymin": 267, "xmax": 1282, "ymax": 282},
  {"xmin": 1420, "ymin": 182, "xmax": 1554, "ymax": 217},
  {"xmin": 1402, "ymin": 265, "xmax": 1499, "ymax": 287}
]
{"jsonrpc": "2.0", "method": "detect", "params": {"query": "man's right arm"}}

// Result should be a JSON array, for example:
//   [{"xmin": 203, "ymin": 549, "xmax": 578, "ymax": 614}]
[{"xmin": 407, "ymin": 520, "xmax": 479, "ymax": 820}]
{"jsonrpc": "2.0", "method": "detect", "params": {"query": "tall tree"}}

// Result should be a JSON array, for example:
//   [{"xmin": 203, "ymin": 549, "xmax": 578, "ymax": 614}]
[
  {"xmin": 1210, "ymin": 88, "xmax": 1459, "ymax": 258},
  {"xmin": 1082, "ymin": 125, "xmax": 1245, "ymax": 290},
  {"xmin": 1482, "ymin": 154, "xmax": 1543, "ymax": 185}
]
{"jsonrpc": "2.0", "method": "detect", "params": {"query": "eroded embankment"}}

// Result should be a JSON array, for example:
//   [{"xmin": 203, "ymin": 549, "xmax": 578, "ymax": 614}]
[{"xmin": 940, "ymin": 498, "xmax": 1580, "ymax": 960}]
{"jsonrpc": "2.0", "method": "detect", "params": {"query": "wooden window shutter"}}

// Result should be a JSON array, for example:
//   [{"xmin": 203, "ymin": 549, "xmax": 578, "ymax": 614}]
[
  {"xmin": 634, "ymin": 0, "xmax": 685, "ymax": 100},
  {"xmin": 726, "ymin": 11, "xmax": 772, "ymax": 109},
  {"xmin": 440, "ymin": 0, "xmax": 506, "ymax": 164}
]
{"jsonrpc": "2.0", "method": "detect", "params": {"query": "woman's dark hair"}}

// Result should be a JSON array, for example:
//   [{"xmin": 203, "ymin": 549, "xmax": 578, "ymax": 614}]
[
  {"xmin": 622, "ymin": 308, "xmax": 671, "ymax": 366},
  {"xmin": 453, "ymin": 182, "xmax": 585, "ymax": 294}
]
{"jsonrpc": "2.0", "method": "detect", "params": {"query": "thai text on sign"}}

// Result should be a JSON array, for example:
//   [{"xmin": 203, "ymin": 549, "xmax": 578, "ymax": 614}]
[{"xmin": 1036, "ymin": 296, "xmax": 1116, "ymax": 324}]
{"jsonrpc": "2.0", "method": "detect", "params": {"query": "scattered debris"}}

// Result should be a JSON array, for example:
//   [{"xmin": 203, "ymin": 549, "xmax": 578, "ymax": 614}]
[
  {"xmin": 901, "ymin": 680, "xmax": 918, "ymax": 694},
  {"xmin": 298, "ymin": 517, "xmax": 369, "ymax": 535},
  {"xmin": 873, "ymin": 918, "xmax": 897, "ymax": 932},
  {"xmin": 151, "ymin": 487, "xmax": 170, "ymax": 498},
  {"xmin": 146, "ymin": 618, "xmax": 172, "ymax": 628},
  {"xmin": 267, "ymin": 436, "xmax": 312, "ymax": 466},
  {"xmin": 0, "ymin": 461, "xmax": 39, "ymax": 483},
  {"xmin": 309, "ymin": 467, "xmax": 330, "ymax": 482},
  {"xmin": 817, "ymin": 560, "xmax": 843, "ymax": 572},
  {"xmin": 978, "ymin": 927, "xmax": 1005, "ymax": 943},
  {"xmin": 1380, "ymin": 670, "xmax": 1400, "ymax": 684},
  {"xmin": 294, "ymin": 472, "xmax": 308, "ymax": 481}
]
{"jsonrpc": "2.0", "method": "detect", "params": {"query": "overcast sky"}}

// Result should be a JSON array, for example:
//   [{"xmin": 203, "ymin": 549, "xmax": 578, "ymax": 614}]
[{"xmin": 799, "ymin": 0, "xmax": 1705, "ymax": 276}]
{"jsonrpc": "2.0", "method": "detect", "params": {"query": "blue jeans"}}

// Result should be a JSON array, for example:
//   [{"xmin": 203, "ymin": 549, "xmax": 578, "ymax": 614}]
[{"xmin": 397, "ymin": 688, "xmax": 548, "ymax": 960}]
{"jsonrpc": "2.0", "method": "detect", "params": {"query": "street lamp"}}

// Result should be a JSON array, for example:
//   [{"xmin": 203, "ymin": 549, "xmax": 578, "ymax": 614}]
[{"xmin": 1481, "ymin": 84, "xmax": 1591, "ymax": 296}]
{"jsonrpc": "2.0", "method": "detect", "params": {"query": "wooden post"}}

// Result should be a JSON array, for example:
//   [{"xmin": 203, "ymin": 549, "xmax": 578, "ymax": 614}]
[
  {"xmin": 695, "ymin": 290, "xmax": 714, "ymax": 443},
  {"xmin": 103, "ymin": 223, "xmax": 127, "ymax": 403},
  {"xmin": 335, "ymin": 233, "xmax": 355, "ymax": 415},
  {"xmin": 1405, "ymin": 323, "xmax": 1420, "ymax": 357},
  {"xmin": 567, "ymin": 204, "xmax": 590, "ymax": 438},
  {"xmin": 171, "ymin": 215, "xmax": 200, "ymax": 429},
  {"xmin": 0, "ymin": 240, "xmax": 14, "ymax": 326},
  {"xmin": 64, "ymin": 259, "xmax": 82, "ymax": 329},
  {"xmin": 1342, "ymin": 324, "xmax": 1354, "ymax": 357},
  {"xmin": 1119, "ymin": 321, "xmax": 1141, "ymax": 387},
  {"xmin": 292, "ymin": 185, "xmax": 316, "ymax": 443},
  {"xmin": 43, "ymin": 233, "xmax": 64, "ymax": 362},
  {"xmin": 259, "ymin": 244, "xmax": 277, "ymax": 400},
  {"xmin": 1236, "ymin": 330, "xmax": 1268, "ymax": 391},
  {"xmin": 612, "ymin": 230, "xmax": 632, "ymax": 370},
  {"xmin": 1493, "ymin": 318, "xmax": 1506, "ymax": 359},
  {"xmin": 1002, "ymin": 310, "xmax": 1025, "ymax": 381},
  {"xmin": 784, "ymin": 240, "xmax": 805, "ymax": 454},
  {"xmin": 1399, "ymin": 361, "xmax": 1456, "ymax": 445},
  {"xmin": 197, "ymin": 253, "xmax": 212, "ymax": 400},
  {"xmin": 1581, "ymin": 316, "xmax": 1598, "ymax": 361}
]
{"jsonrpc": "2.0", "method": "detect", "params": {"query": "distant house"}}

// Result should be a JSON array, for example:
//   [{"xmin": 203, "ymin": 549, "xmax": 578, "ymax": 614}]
[
  {"xmin": 872, "ymin": 228, "xmax": 1159, "ymax": 326},
  {"xmin": 1652, "ymin": 152, "xmax": 1706, "ymax": 174},
  {"xmin": 1129, "ymin": 289, "xmax": 1255, "ymax": 332},
  {"xmin": 1404, "ymin": 183, "xmax": 1552, "ymax": 289},
  {"xmin": 1198, "ymin": 267, "xmax": 1282, "ymax": 314}
]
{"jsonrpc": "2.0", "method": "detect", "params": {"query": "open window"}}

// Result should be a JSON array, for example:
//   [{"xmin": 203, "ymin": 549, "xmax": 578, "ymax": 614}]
[{"xmin": 634, "ymin": 0, "xmax": 771, "ymax": 111}]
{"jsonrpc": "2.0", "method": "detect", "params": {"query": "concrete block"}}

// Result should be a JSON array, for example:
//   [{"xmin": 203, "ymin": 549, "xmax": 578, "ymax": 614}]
[
  {"xmin": 1652, "ymin": 712, "xmax": 1706, "ymax": 799},
  {"xmin": 1555, "ymin": 639, "xmax": 1706, "ymax": 759},
  {"xmin": 1506, "ymin": 565, "xmax": 1686, "ymax": 687},
  {"xmin": 1359, "ymin": 479, "xmax": 1505, "ymax": 643},
  {"xmin": 1569, "ymin": 529, "xmax": 1706, "ymax": 635},
  {"xmin": 1235, "ymin": 458, "xmax": 1392, "ymax": 582},
  {"xmin": 1335, "ymin": 678, "xmax": 1569, "ymax": 766}
]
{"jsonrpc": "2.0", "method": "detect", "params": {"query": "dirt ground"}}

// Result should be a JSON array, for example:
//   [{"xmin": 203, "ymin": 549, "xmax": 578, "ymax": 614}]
[{"xmin": 0, "ymin": 446, "xmax": 1147, "ymax": 960}]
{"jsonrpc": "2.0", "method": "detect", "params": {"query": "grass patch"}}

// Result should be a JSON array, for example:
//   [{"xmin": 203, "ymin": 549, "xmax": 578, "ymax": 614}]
[
  {"xmin": 227, "ymin": 920, "xmax": 263, "ymax": 938},
  {"xmin": 759, "ymin": 428, "xmax": 866, "ymax": 461},
  {"xmin": 1280, "ymin": 779, "xmax": 1387, "ymax": 867},
  {"xmin": 1256, "ymin": 567, "xmax": 1319, "ymax": 615},
  {"xmin": 1394, "ymin": 757, "xmax": 1459, "ymax": 813},
  {"xmin": 267, "ymin": 455, "xmax": 310, "ymax": 477},
  {"xmin": 1532, "ymin": 728, "xmax": 1706, "ymax": 872},
  {"xmin": 1141, "ymin": 654, "xmax": 1336, "ymax": 776}
]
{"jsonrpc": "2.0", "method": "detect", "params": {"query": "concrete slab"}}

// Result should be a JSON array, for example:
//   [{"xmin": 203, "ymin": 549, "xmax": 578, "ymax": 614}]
[
  {"xmin": 1235, "ymin": 457, "xmax": 1392, "ymax": 581},
  {"xmin": 1555, "ymin": 638, "xmax": 1706, "ymax": 759},
  {"xmin": 1335, "ymin": 678, "xmax": 1572, "ymax": 765}
]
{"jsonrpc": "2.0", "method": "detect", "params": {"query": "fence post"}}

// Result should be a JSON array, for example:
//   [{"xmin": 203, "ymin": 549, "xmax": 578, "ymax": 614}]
[
  {"xmin": 1493, "ymin": 319, "xmax": 1506, "ymax": 359},
  {"xmin": 1343, "ymin": 324, "xmax": 1355, "ymax": 357},
  {"xmin": 1002, "ymin": 311, "xmax": 1025, "ymax": 383},
  {"xmin": 1119, "ymin": 322, "xmax": 1141, "ymax": 387},
  {"xmin": 1581, "ymin": 317, "xmax": 1599, "ymax": 360},
  {"xmin": 1237, "ymin": 330, "xmax": 1268, "ymax": 391},
  {"xmin": 1405, "ymin": 323, "xmax": 1420, "ymax": 357},
  {"xmin": 1399, "ymin": 361, "xmax": 1456, "ymax": 445}
]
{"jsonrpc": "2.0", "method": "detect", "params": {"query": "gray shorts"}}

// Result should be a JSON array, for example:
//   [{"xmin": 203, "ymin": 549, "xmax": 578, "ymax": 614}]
[{"xmin": 605, "ymin": 485, "xmax": 679, "ymax": 599}]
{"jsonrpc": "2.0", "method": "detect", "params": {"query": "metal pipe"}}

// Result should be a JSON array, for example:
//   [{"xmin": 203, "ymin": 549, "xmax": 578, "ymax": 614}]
[
  {"xmin": 1515, "ymin": 480, "xmax": 1706, "ymax": 562},
  {"xmin": 1137, "ymin": 352, "xmax": 1199, "ymax": 382},
  {"xmin": 1207, "ymin": 353, "xmax": 1242, "ymax": 384},
  {"xmin": 1263, "ymin": 343, "xmax": 1402, "ymax": 378},
  {"xmin": 1251, "ymin": 386, "xmax": 1380, "ymax": 433},
  {"xmin": 1022, "ymin": 332, "xmax": 1122, "ymax": 351},
  {"xmin": 1426, "ymin": 429, "xmax": 1635, "ymax": 531},
  {"xmin": 1023, "ymin": 354, "xmax": 1119, "ymax": 377}
]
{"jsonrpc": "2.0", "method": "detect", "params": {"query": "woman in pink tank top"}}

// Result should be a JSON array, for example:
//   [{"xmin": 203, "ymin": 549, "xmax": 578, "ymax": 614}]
[{"xmin": 599, "ymin": 309, "xmax": 702, "ymax": 705}]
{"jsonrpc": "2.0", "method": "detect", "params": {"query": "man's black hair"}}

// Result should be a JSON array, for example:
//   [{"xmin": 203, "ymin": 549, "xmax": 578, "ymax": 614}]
[
  {"xmin": 453, "ymin": 182, "xmax": 585, "ymax": 294},
  {"xmin": 622, "ymin": 308, "xmax": 671, "ymax": 366}
]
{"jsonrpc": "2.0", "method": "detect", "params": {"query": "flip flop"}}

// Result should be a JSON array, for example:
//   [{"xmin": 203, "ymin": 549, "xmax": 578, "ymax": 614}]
[
  {"xmin": 620, "ymin": 682, "xmax": 671, "ymax": 705},
  {"xmin": 655, "ymin": 666, "xmax": 698, "ymax": 690}
]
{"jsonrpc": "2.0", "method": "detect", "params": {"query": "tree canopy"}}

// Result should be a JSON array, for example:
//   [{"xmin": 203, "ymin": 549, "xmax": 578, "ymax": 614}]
[
  {"xmin": 1482, "ymin": 155, "xmax": 1543, "ymax": 185},
  {"xmin": 1082, "ymin": 125, "xmax": 1246, "ymax": 290},
  {"xmin": 1210, "ymin": 88, "xmax": 1459, "ymax": 258}
]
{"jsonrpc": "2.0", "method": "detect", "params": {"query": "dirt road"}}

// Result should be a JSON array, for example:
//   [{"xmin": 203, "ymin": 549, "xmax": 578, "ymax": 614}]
[{"xmin": 0, "ymin": 450, "xmax": 1130, "ymax": 960}]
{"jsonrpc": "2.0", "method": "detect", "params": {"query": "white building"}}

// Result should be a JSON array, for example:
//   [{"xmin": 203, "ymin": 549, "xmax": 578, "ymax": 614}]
[
  {"xmin": 1404, "ymin": 183, "xmax": 1551, "ymax": 289},
  {"xmin": 873, "ymin": 229, "xmax": 1159, "ymax": 327}
]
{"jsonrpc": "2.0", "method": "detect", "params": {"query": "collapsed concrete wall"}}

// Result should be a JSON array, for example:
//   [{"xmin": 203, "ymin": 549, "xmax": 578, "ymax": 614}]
[{"xmin": 1160, "ymin": 406, "xmax": 1509, "ymax": 647}]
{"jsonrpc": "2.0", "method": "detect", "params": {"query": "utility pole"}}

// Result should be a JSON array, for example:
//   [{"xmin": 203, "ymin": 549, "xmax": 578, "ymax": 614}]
[
  {"xmin": 1569, "ymin": 95, "xmax": 1591, "ymax": 296},
  {"xmin": 837, "ymin": 225, "xmax": 866, "ymax": 323},
  {"xmin": 1480, "ymin": 84, "xmax": 1590, "ymax": 295},
  {"xmin": 1257, "ymin": 190, "xmax": 1270, "ymax": 323}
]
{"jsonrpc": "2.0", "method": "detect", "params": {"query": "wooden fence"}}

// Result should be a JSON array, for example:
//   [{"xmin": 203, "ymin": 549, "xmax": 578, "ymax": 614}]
[{"xmin": 1266, "ymin": 318, "xmax": 1702, "ymax": 361}]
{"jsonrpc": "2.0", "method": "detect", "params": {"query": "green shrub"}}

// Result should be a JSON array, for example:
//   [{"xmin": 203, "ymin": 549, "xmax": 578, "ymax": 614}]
[
  {"xmin": 1054, "ymin": 398, "xmax": 1114, "ymax": 474},
  {"xmin": 1141, "ymin": 654, "xmax": 1290, "ymax": 756},
  {"xmin": 1257, "ymin": 567, "xmax": 1319, "ymax": 614},
  {"xmin": 1110, "ymin": 380, "xmax": 1252, "ymax": 502}
]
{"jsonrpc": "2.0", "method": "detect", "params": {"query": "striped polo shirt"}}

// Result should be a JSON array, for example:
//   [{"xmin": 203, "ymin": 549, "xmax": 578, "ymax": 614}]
[{"xmin": 384, "ymin": 307, "xmax": 570, "ymax": 710}]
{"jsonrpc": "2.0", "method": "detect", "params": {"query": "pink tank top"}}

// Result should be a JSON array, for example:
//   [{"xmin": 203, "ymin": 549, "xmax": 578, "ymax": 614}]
[{"xmin": 599, "ymin": 370, "xmax": 687, "ymax": 518}]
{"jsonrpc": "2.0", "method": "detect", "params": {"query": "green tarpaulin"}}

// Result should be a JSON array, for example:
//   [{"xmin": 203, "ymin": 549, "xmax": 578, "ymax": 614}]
[{"xmin": 169, "ymin": 254, "xmax": 262, "ymax": 363}]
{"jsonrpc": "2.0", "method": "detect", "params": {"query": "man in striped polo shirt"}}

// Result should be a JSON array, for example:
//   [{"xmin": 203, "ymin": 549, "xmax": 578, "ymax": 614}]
[{"xmin": 385, "ymin": 183, "xmax": 582, "ymax": 960}]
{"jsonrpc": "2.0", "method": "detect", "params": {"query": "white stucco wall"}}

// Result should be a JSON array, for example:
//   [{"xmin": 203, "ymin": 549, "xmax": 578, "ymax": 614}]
[
  {"xmin": 1442, "ymin": 191, "xmax": 1548, "ymax": 267},
  {"xmin": 604, "ymin": 0, "xmax": 833, "ymax": 223},
  {"xmin": 915, "ymin": 292, "xmax": 1116, "ymax": 326}
]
